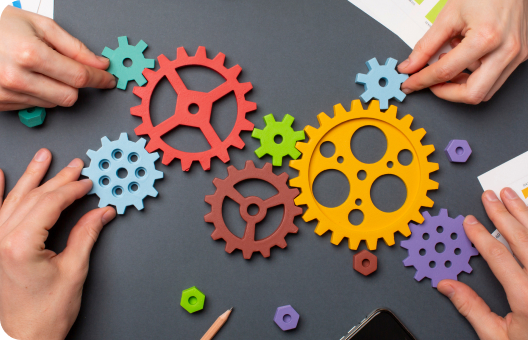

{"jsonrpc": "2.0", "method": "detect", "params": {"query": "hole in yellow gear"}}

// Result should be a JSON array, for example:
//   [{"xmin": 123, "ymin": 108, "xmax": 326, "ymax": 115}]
[{"xmin": 351, "ymin": 125, "xmax": 387, "ymax": 164}]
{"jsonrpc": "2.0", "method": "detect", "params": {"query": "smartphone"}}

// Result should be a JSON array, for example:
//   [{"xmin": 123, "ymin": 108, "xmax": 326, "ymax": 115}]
[{"xmin": 339, "ymin": 308, "xmax": 416, "ymax": 340}]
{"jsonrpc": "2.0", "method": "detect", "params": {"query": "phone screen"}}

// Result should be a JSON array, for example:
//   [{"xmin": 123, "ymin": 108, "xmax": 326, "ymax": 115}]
[{"xmin": 344, "ymin": 309, "xmax": 415, "ymax": 340}]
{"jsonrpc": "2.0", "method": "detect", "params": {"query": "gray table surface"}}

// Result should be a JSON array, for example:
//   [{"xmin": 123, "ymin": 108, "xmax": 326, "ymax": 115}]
[{"xmin": 0, "ymin": 0, "xmax": 523, "ymax": 339}]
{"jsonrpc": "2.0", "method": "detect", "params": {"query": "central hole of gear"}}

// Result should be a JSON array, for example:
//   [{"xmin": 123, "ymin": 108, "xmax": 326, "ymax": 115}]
[
  {"xmin": 247, "ymin": 204, "xmax": 260, "ymax": 216},
  {"xmin": 283, "ymin": 314, "xmax": 292, "ymax": 323},
  {"xmin": 378, "ymin": 77, "xmax": 388, "ymax": 87},
  {"xmin": 117, "ymin": 168, "xmax": 128, "ymax": 179},
  {"xmin": 362, "ymin": 259, "xmax": 370, "ymax": 267},
  {"xmin": 274, "ymin": 134, "xmax": 283, "ymax": 144},
  {"xmin": 456, "ymin": 147, "xmax": 464, "ymax": 155},
  {"xmin": 188, "ymin": 296, "xmax": 198, "ymax": 305},
  {"xmin": 27, "ymin": 108, "xmax": 35, "ymax": 113},
  {"xmin": 435, "ymin": 242, "xmax": 445, "ymax": 253},
  {"xmin": 123, "ymin": 58, "xmax": 133, "ymax": 67},
  {"xmin": 188, "ymin": 103, "xmax": 200, "ymax": 114}
]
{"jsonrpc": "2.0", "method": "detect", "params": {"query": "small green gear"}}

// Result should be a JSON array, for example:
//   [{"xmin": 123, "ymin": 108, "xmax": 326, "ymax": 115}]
[
  {"xmin": 102, "ymin": 36, "xmax": 155, "ymax": 90},
  {"xmin": 252, "ymin": 114, "xmax": 305, "ymax": 166}
]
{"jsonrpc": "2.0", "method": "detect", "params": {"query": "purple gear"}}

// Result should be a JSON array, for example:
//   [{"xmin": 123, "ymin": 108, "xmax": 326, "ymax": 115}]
[{"xmin": 401, "ymin": 209, "xmax": 479, "ymax": 287}]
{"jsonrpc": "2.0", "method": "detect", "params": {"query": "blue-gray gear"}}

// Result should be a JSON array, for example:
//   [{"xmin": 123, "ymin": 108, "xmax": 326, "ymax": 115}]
[
  {"xmin": 355, "ymin": 57, "xmax": 409, "ymax": 110},
  {"xmin": 81, "ymin": 133, "xmax": 163, "ymax": 214}
]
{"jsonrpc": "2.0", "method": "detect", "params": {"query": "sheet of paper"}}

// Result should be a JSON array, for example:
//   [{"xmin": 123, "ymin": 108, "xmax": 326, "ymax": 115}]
[
  {"xmin": 0, "ymin": 0, "xmax": 53, "ymax": 19},
  {"xmin": 478, "ymin": 151, "xmax": 528, "ymax": 267}
]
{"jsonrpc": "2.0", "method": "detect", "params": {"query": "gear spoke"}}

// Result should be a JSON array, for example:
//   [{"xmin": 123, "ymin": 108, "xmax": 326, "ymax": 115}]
[
  {"xmin": 165, "ymin": 67, "xmax": 188, "ymax": 94},
  {"xmin": 200, "ymin": 122, "xmax": 223, "ymax": 147},
  {"xmin": 209, "ymin": 80, "xmax": 234, "ymax": 102},
  {"xmin": 151, "ymin": 113, "xmax": 182, "ymax": 138},
  {"xmin": 263, "ymin": 194, "xmax": 286, "ymax": 209},
  {"xmin": 243, "ymin": 221, "xmax": 257, "ymax": 242}
]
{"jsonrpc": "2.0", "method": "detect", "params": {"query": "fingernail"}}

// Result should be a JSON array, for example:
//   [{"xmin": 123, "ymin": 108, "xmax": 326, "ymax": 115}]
[
  {"xmin": 107, "ymin": 76, "xmax": 116, "ymax": 88},
  {"xmin": 34, "ymin": 149, "xmax": 49, "ymax": 162},
  {"xmin": 67, "ymin": 158, "xmax": 82, "ymax": 168},
  {"xmin": 97, "ymin": 55, "xmax": 109, "ymax": 64},
  {"xmin": 503, "ymin": 187, "xmax": 518, "ymax": 200},
  {"xmin": 484, "ymin": 191, "xmax": 499, "ymax": 202},
  {"xmin": 102, "ymin": 208, "xmax": 116, "ymax": 225},
  {"xmin": 80, "ymin": 178, "xmax": 92, "ymax": 184},
  {"xmin": 464, "ymin": 215, "xmax": 479, "ymax": 225},
  {"xmin": 402, "ymin": 87, "xmax": 413, "ymax": 95},
  {"xmin": 399, "ymin": 58, "xmax": 410, "ymax": 69},
  {"xmin": 439, "ymin": 283, "xmax": 455, "ymax": 299},
  {"xmin": 438, "ymin": 53, "xmax": 446, "ymax": 60}
]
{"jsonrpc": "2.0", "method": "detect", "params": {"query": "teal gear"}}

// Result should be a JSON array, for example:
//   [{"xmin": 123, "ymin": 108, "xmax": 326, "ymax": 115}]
[
  {"xmin": 102, "ymin": 36, "xmax": 155, "ymax": 90},
  {"xmin": 252, "ymin": 114, "xmax": 305, "ymax": 166}
]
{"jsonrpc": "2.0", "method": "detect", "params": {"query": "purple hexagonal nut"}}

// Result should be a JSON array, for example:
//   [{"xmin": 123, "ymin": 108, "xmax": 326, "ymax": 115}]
[
  {"xmin": 444, "ymin": 139, "xmax": 472, "ymax": 163},
  {"xmin": 274, "ymin": 305, "xmax": 299, "ymax": 331}
]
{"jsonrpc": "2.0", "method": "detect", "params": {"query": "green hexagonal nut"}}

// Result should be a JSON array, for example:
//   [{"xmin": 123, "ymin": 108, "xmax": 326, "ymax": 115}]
[
  {"xmin": 19, "ymin": 107, "xmax": 46, "ymax": 128},
  {"xmin": 180, "ymin": 286, "xmax": 205, "ymax": 313}
]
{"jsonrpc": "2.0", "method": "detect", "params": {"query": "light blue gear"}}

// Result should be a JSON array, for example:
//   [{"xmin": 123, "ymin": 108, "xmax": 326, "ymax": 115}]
[
  {"xmin": 102, "ymin": 36, "xmax": 155, "ymax": 90},
  {"xmin": 355, "ymin": 57, "xmax": 409, "ymax": 110},
  {"xmin": 81, "ymin": 133, "xmax": 163, "ymax": 214}
]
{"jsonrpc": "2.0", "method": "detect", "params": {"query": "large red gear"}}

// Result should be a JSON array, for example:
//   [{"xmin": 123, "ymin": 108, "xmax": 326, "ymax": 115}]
[
  {"xmin": 130, "ymin": 46, "xmax": 257, "ymax": 171},
  {"xmin": 204, "ymin": 160, "xmax": 302, "ymax": 259}
]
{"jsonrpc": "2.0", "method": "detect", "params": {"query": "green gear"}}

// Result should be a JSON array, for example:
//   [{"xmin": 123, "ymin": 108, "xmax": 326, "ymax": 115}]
[
  {"xmin": 102, "ymin": 36, "xmax": 155, "ymax": 90},
  {"xmin": 252, "ymin": 114, "xmax": 305, "ymax": 166}
]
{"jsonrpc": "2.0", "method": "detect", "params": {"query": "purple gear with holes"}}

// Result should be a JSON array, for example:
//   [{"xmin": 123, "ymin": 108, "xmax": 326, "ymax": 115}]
[
  {"xmin": 401, "ymin": 209, "xmax": 479, "ymax": 288},
  {"xmin": 274, "ymin": 305, "xmax": 300, "ymax": 331}
]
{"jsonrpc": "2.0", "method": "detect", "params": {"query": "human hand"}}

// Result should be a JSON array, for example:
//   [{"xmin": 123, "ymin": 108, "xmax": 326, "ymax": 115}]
[
  {"xmin": 397, "ymin": 0, "xmax": 528, "ymax": 104},
  {"xmin": 437, "ymin": 188, "xmax": 528, "ymax": 340},
  {"xmin": 0, "ymin": 6, "xmax": 115, "ymax": 111},
  {"xmin": 0, "ymin": 149, "xmax": 116, "ymax": 340}
]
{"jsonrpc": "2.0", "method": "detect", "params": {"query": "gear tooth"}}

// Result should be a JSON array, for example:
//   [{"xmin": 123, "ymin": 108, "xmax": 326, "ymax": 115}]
[
  {"xmin": 440, "ymin": 209, "xmax": 449, "ymax": 217},
  {"xmin": 427, "ymin": 162, "xmax": 440, "ymax": 173},
  {"xmin": 385, "ymin": 105, "xmax": 398, "ymax": 118},
  {"xmin": 101, "ymin": 136, "xmax": 111, "ymax": 145},
  {"xmin": 422, "ymin": 144, "xmax": 435, "ymax": 156},
  {"xmin": 227, "ymin": 165, "xmax": 237, "ymax": 176},
  {"xmin": 135, "ymin": 138, "xmax": 147, "ymax": 148},
  {"xmin": 251, "ymin": 128, "xmax": 263, "ymax": 139},
  {"xmin": 413, "ymin": 211, "xmax": 425, "ymax": 223},
  {"xmin": 135, "ymin": 40, "xmax": 148, "ymax": 52},
  {"xmin": 289, "ymin": 177, "xmax": 302, "ymax": 188},
  {"xmin": 225, "ymin": 243, "xmax": 236, "ymax": 254},
  {"xmin": 239, "ymin": 82, "xmax": 253, "ymax": 95},
  {"xmin": 394, "ymin": 90, "xmax": 406, "ymax": 102},
  {"xmin": 330, "ymin": 232, "xmax": 345, "ymax": 245},
  {"xmin": 293, "ymin": 130, "xmax": 305, "ymax": 142},
  {"xmin": 154, "ymin": 170, "xmax": 164, "ymax": 179},
  {"xmin": 398, "ymin": 73, "xmax": 409, "ymax": 82},
  {"xmin": 245, "ymin": 160, "xmax": 256, "ymax": 169},
  {"xmin": 303, "ymin": 208, "xmax": 317, "ymax": 222},
  {"xmin": 278, "ymin": 172, "xmax": 289, "ymax": 183},
  {"xmin": 263, "ymin": 113, "xmax": 276, "ymax": 125},
  {"xmin": 431, "ymin": 277, "xmax": 441, "ymax": 288},
  {"xmin": 428, "ymin": 180, "xmax": 439, "ymax": 190},
  {"xmin": 181, "ymin": 159, "xmax": 193, "ymax": 171},
  {"xmin": 317, "ymin": 112, "xmax": 332, "ymax": 125},
  {"xmin": 366, "ymin": 238, "xmax": 378, "ymax": 250},
  {"xmin": 348, "ymin": 237, "xmax": 361, "ymax": 250},
  {"xmin": 161, "ymin": 152, "xmax": 173, "ymax": 165},
  {"xmin": 81, "ymin": 168, "xmax": 90, "ymax": 177},
  {"xmin": 277, "ymin": 239, "xmax": 287, "ymax": 249},
  {"xmin": 117, "ymin": 36, "xmax": 129, "ymax": 47},
  {"xmin": 379, "ymin": 98, "xmax": 389, "ymax": 110},
  {"xmin": 228, "ymin": 65, "xmax": 242, "ymax": 78},
  {"xmin": 294, "ymin": 142, "xmax": 308, "ymax": 154},
  {"xmin": 217, "ymin": 149, "xmax": 230, "ymax": 163},
  {"xmin": 212, "ymin": 178, "xmax": 223, "ymax": 188},
  {"xmin": 422, "ymin": 196, "xmax": 434, "ymax": 208},
  {"xmin": 294, "ymin": 193, "xmax": 307, "ymax": 205},
  {"xmin": 116, "ymin": 205, "xmax": 126, "ymax": 215},
  {"xmin": 454, "ymin": 215, "xmax": 465, "ymax": 224},
  {"xmin": 289, "ymin": 148, "xmax": 301, "ymax": 160},
  {"xmin": 304, "ymin": 125, "xmax": 317, "ymax": 138},
  {"xmin": 413, "ymin": 128, "xmax": 426, "ymax": 141},
  {"xmin": 176, "ymin": 47, "xmax": 188, "ymax": 59},
  {"xmin": 213, "ymin": 52, "xmax": 226, "ymax": 65},
  {"xmin": 260, "ymin": 248, "xmax": 271, "ymax": 258},
  {"xmin": 232, "ymin": 136, "xmax": 245, "ymax": 149},
  {"xmin": 367, "ymin": 100, "xmax": 380, "ymax": 112},
  {"xmin": 314, "ymin": 222, "xmax": 329, "ymax": 235},
  {"xmin": 422, "ymin": 211, "xmax": 432, "ymax": 219},
  {"xmin": 117, "ymin": 78, "xmax": 127, "ymax": 90},
  {"xmin": 195, "ymin": 46, "xmax": 207, "ymax": 58},
  {"xmin": 399, "ymin": 224, "xmax": 411, "ymax": 237},
  {"xmin": 242, "ymin": 249, "xmax": 254, "ymax": 260},
  {"xmin": 135, "ymin": 123, "xmax": 150, "ymax": 136},
  {"xmin": 360, "ymin": 91, "xmax": 373, "ymax": 103},
  {"xmin": 351, "ymin": 99, "xmax": 364, "ymax": 111},
  {"xmin": 262, "ymin": 162, "xmax": 273, "ymax": 172},
  {"xmin": 355, "ymin": 73, "xmax": 368, "ymax": 84},
  {"xmin": 399, "ymin": 114, "xmax": 414, "ymax": 128},
  {"xmin": 240, "ymin": 118, "xmax": 255, "ymax": 131},
  {"xmin": 199, "ymin": 157, "xmax": 211, "ymax": 171},
  {"xmin": 333, "ymin": 104, "xmax": 348, "ymax": 117},
  {"xmin": 289, "ymin": 159, "xmax": 302, "ymax": 170},
  {"xmin": 205, "ymin": 194, "xmax": 215, "ymax": 204},
  {"xmin": 401, "ymin": 240, "xmax": 409, "ymax": 249},
  {"xmin": 134, "ymin": 201, "xmax": 144, "ymax": 211},
  {"xmin": 463, "ymin": 263, "xmax": 474, "ymax": 273},
  {"xmin": 272, "ymin": 155, "xmax": 283, "ymax": 166},
  {"xmin": 383, "ymin": 233, "xmax": 395, "ymax": 246},
  {"xmin": 414, "ymin": 271, "xmax": 426, "ymax": 282},
  {"xmin": 134, "ymin": 74, "xmax": 147, "ymax": 87},
  {"xmin": 148, "ymin": 187, "xmax": 159, "ymax": 197},
  {"xmin": 282, "ymin": 114, "xmax": 295, "ymax": 126},
  {"xmin": 385, "ymin": 57, "xmax": 398, "ymax": 68},
  {"xmin": 86, "ymin": 149, "xmax": 97, "ymax": 158},
  {"xmin": 119, "ymin": 132, "xmax": 129, "ymax": 141},
  {"xmin": 210, "ymin": 229, "xmax": 222, "ymax": 240},
  {"xmin": 366, "ymin": 57, "xmax": 380, "ymax": 70},
  {"xmin": 101, "ymin": 47, "xmax": 114, "ymax": 59},
  {"xmin": 244, "ymin": 101, "xmax": 257, "ymax": 113},
  {"xmin": 144, "ymin": 58, "xmax": 155, "ymax": 69},
  {"xmin": 133, "ymin": 86, "xmax": 148, "ymax": 99},
  {"xmin": 204, "ymin": 211, "xmax": 214, "ymax": 222},
  {"xmin": 130, "ymin": 105, "xmax": 144, "ymax": 117},
  {"xmin": 402, "ymin": 256, "xmax": 413, "ymax": 266},
  {"xmin": 158, "ymin": 54, "xmax": 172, "ymax": 67}
]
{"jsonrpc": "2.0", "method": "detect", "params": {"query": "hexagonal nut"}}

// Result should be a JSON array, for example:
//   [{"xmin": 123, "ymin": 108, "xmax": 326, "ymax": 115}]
[
  {"xmin": 180, "ymin": 286, "xmax": 205, "ymax": 313},
  {"xmin": 444, "ymin": 139, "xmax": 472, "ymax": 163},
  {"xmin": 274, "ymin": 305, "xmax": 300, "ymax": 331},
  {"xmin": 353, "ymin": 250, "xmax": 377, "ymax": 276},
  {"xmin": 18, "ymin": 107, "xmax": 46, "ymax": 128}
]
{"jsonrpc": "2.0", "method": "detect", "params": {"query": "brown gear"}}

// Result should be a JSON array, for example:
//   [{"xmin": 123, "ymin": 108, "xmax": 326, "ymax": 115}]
[{"xmin": 204, "ymin": 160, "xmax": 302, "ymax": 259}]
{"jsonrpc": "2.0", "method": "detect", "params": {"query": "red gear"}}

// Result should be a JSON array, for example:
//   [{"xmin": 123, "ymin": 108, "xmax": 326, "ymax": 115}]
[
  {"xmin": 204, "ymin": 161, "xmax": 302, "ymax": 259},
  {"xmin": 131, "ymin": 46, "xmax": 257, "ymax": 171}
]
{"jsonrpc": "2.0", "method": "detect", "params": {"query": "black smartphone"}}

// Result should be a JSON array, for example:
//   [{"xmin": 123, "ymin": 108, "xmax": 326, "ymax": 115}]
[{"xmin": 339, "ymin": 308, "xmax": 416, "ymax": 340}]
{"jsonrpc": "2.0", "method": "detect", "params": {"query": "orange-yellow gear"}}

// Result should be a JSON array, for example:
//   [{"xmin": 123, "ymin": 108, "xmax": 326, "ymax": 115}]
[{"xmin": 289, "ymin": 100, "xmax": 439, "ymax": 250}]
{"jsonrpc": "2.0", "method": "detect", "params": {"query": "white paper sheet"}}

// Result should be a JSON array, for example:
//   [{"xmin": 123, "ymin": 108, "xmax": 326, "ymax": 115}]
[{"xmin": 0, "ymin": 0, "xmax": 53, "ymax": 19}]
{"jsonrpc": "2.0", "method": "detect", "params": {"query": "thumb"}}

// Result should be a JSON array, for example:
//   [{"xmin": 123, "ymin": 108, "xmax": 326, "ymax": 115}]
[
  {"xmin": 36, "ymin": 17, "xmax": 109, "ymax": 70},
  {"xmin": 438, "ymin": 280, "xmax": 506, "ymax": 340},
  {"xmin": 60, "ymin": 207, "xmax": 116, "ymax": 270}
]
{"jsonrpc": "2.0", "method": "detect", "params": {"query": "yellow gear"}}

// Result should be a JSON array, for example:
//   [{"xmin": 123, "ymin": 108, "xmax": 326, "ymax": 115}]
[{"xmin": 289, "ymin": 100, "xmax": 439, "ymax": 250}]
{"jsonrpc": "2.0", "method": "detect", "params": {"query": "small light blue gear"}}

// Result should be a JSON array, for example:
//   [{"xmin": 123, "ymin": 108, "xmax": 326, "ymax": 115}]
[
  {"xmin": 355, "ymin": 57, "xmax": 409, "ymax": 110},
  {"xmin": 102, "ymin": 36, "xmax": 155, "ymax": 90},
  {"xmin": 81, "ymin": 133, "xmax": 163, "ymax": 214}
]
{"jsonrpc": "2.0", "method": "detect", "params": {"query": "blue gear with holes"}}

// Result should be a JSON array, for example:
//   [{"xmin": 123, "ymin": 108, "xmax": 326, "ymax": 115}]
[
  {"xmin": 81, "ymin": 133, "xmax": 163, "ymax": 214},
  {"xmin": 355, "ymin": 57, "xmax": 409, "ymax": 110}
]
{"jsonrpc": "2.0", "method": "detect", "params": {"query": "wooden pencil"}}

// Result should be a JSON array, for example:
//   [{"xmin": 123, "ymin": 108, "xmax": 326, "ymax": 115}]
[{"xmin": 200, "ymin": 308, "xmax": 233, "ymax": 340}]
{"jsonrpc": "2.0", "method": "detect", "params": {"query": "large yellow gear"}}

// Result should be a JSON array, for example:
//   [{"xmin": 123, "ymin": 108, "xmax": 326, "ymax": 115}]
[{"xmin": 289, "ymin": 100, "xmax": 439, "ymax": 250}]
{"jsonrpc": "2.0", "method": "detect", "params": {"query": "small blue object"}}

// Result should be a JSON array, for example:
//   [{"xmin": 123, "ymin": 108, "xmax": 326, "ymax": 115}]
[
  {"xmin": 12, "ymin": 1, "xmax": 21, "ymax": 8},
  {"xmin": 81, "ymin": 133, "xmax": 163, "ymax": 214},
  {"xmin": 355, "ymin": 57, "xmax": 409, "ymax": 110}
]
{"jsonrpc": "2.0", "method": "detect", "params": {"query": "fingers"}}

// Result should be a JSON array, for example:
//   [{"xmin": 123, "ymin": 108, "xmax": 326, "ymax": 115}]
[
  {"xmin": 463, "ymin": 214, "xmax": 527, "ymax": 299},
  {"xmin": 438, "ymin": 280, "xmax": 507, "ymax": 339},
  {"xmin": 483, "ymin": 57, "xmax": 523, "ymax": 101},
  {"xmin": 36, "ymin": 16, "xmax": 110, "ymax": 71},
  {"xmin": 60, "ymin": 207, "xmax": 116, "ymax": 271},
  {"xmin": 0, "ymin": 169, "xmax": 4, "ymax": 208},
  {"xmin": 0, "ymin": 149, "xmax": 51, "ymax": 225},
  {"xmin": 0, "ymin": 88, "xmax": 57, "ymax": 109},
  {"xmin": 398, "ymin": 10, "xmax": 462, "ymax": 74},
  {"xmin": 29, "ymin": 41, "xmax": 115, "ymax": 89}
]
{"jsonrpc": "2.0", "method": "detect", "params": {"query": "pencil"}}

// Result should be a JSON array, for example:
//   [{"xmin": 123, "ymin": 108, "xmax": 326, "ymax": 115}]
[{"xmin": 200, "ymin": 308, "xmax": 233, "ymax": 340}]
